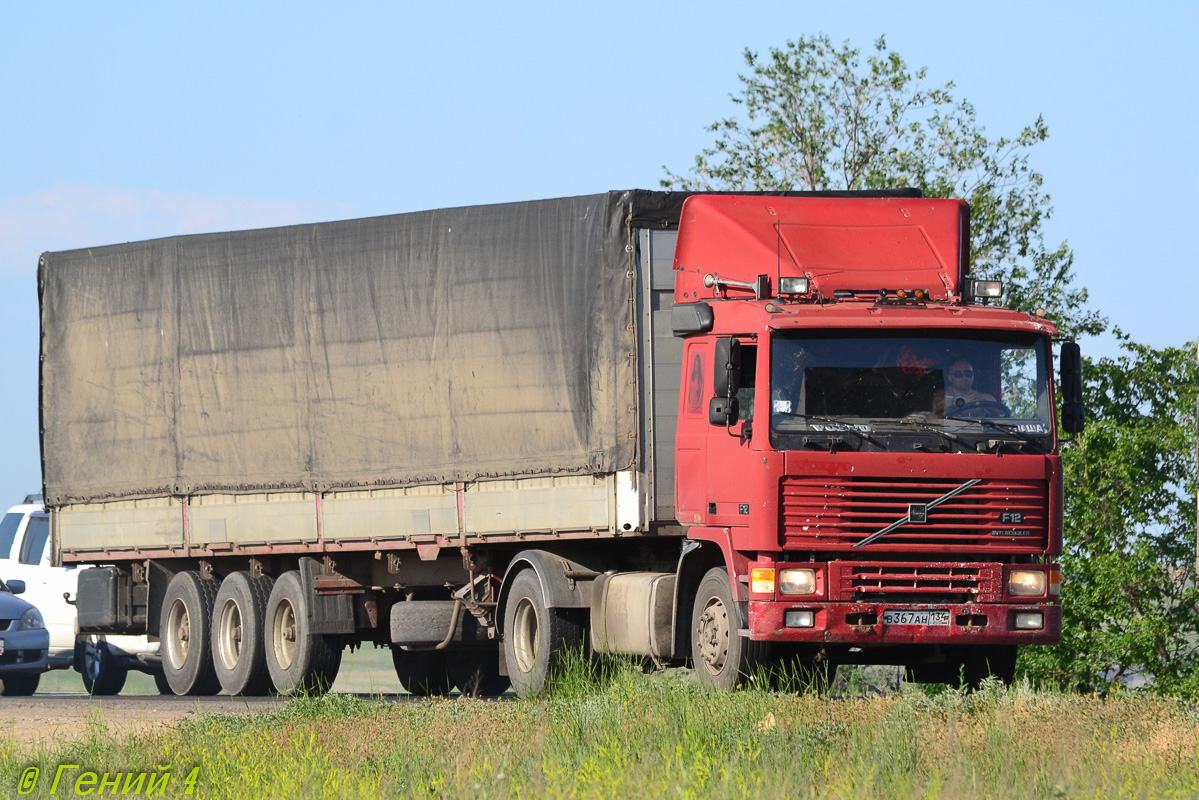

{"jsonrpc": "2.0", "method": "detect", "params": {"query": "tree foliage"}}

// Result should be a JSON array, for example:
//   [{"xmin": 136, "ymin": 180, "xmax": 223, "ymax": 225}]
[
  {"xmin": 662, "ymin": 35, "xmax": 1103, "ymax": 339},
  {"xmin": 1019, "ymin": 337, "xmax": 1199, "ymax": 695}
]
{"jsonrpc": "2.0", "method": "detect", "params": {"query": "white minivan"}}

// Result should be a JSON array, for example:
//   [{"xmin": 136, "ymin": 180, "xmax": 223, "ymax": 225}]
[{"xmin": 0, "ymin": 498, "xmax": 164, "ymax": 694}]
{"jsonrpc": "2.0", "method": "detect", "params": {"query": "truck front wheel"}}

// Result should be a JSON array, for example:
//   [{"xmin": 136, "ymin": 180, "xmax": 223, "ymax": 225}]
[
  {"xmin": 161, "ymin": 571, "xmax": 222, "ymax": 696},
  {"xmin": 264, "ymin": 570, "xmax": 342, "ymax": 695},
  {"xmin": 211, "ymin": 572, "xmax": 275, "ymax": 696},
  {"xmin": 502, "ymin": 569, "xmax": 582, "ymax": 698},
  {"xmin": 690, "ymin": 567, "xmax": 768, "ymax": 690}
]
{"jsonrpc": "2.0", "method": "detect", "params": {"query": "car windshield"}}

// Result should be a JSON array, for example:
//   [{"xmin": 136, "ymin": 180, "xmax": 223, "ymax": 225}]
[{"xmin": 770, "ymin": 331, "xmax": 1051, "ymax": 449}]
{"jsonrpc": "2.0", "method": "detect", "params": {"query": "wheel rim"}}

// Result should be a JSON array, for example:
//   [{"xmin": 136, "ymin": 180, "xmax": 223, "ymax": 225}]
[
  {"xmin": 164, "ymin": 598, "xmax": 191, "ymax": 670},
  {"xmin": 216, "ymin": 598, "xmax": 243, "ymax": 671},
  {"xmin": 511, "ymin": 597, "xmax": 538, "ymax": 674},
  {"xmin": 272, "ymin": 598, "xmax": 298, "ymax": 670},
  {"xmin": 696, "ymin": 595, "xmax": 730, "ymax": 675},
  {"xmin": 83, "ymin": 636, "xmax": 103, "ymax": 681}
]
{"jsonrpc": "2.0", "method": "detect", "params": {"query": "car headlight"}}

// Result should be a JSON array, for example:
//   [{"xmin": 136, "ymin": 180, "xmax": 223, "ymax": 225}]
[
  {"xmin": 779, "ymin": 568, "xmax": 817, "ymax": 595},
  {"xmin": 18, "ymin": 608, "xmax": 44, "ymax": 631},
  {"xmin": 1008, "ymin": 569, "xmax": 1046, "ymax": 597}
]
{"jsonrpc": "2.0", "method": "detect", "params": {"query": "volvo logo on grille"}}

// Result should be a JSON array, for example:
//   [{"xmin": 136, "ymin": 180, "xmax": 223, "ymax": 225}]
[{"xmin": 908, "ymin": 503, "xmax": 929, "ymax": 524}]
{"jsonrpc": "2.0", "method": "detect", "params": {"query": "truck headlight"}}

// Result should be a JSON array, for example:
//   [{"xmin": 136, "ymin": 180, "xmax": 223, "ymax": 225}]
[
  {"xmin": 1008, "ymin": 570, "xmax": 1046, "ymax": 597},
  {"xmin": 18, "ymin": 608, "xmax": 43, "ymax": 631},
  {"xmin": 779, "ymin": 568, "xmax": 816, "ymax": 595}
]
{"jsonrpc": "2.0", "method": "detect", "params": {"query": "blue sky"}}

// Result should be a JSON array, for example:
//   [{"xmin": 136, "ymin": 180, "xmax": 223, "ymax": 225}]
[{"xmin": 1, "ymin": 2, "xmax": 1195, "ymax": 507}]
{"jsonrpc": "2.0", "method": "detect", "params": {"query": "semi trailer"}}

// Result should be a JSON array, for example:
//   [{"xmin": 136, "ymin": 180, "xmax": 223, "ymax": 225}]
[{"xmin": 40, "ymin": 189, "xmax": 1081, "ymax": 697}]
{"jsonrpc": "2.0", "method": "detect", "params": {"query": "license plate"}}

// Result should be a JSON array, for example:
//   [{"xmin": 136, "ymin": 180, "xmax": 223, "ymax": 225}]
[
  {"xmin": 883, "ymin": 609, "xmax": 950, "ymax": 626},
  {"xmin": 0, "ymin": 640, "xmax": 5, "ymax": 656}
]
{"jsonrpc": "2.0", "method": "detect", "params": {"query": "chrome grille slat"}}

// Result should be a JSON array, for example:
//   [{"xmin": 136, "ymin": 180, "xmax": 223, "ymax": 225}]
[{"xmin": 780, "ymin": 476, "xmax": 1047, "ymax": 550}]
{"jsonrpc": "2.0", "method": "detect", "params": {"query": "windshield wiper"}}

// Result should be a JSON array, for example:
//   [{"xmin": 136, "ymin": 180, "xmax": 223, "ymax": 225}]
[
  {"xmin": 942, "ymin": 417, "xmax": 1049, "ymax": 453},
  {"xmin": 898, "ymin": 416, "xmax": 965, "ymax": 450},
  {"xmin": 773, "ymin": 412, "xmax": 887, "ymax": 449}
]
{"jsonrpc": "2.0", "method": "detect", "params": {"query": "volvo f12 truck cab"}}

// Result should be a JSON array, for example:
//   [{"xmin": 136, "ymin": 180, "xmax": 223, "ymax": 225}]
[{"xmin": 661, "ymin": 194, "xmax": 1079, "ymax": 688}]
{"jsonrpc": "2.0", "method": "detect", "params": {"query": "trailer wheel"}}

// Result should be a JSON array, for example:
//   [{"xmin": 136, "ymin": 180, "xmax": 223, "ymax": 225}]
[
  {"xmin": 211, "ymin": 572, "xmax": 275, "ymax": 696},
  {"xmin": 390, "ymin": 648, "xmax": 452, "ymax": 696},
  {"xmin": 451, "ymin": 649, "xmax": 510, "ymax": 697},
  {"xmin": 161, "ymin": 571, "xmax": 222, "ymax": 696},
  {"xmin": 264, "ymin": 570, "xmax": 342, "ymax": 695},
  {"xmin": 77, "ymin": 634, "xmax": 128, "ymax": 696},
  {"xmin": 502, "ymin": 569, "xmax": 583, "ymax": 698},
  {"xmin": 690, "ymin": 567, "xmax": 768, "ymax": 690}
]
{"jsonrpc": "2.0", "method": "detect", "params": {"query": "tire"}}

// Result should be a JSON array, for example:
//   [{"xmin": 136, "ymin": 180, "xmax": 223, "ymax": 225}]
[
  {"xmin": 690, "ymin": 567, "xmax": 769, "ymax": 690},
  {"xmin": 390, "ymin": 648, "xmax": 452, "ymax": 697},
  {"xmin": 962, "ymin": 645, "xmax": 1017, "ymax": 689},
  {"xmin": 153, "ymin": 670, "xmax": 173, "ymax": 695},
  {"xmin": 78, "ymin": 634, "xmax": 128, "ymax": 696},
  {"xmin": 264, "ymin": 571, "xmax": 342, "ymax": 695},
  {"xmin": 160, "ymin": 571, "xmax": 222, "ymax": 696},
  {"xmin": 450, "ymin": 649, "xmax": 510, "ymax": 697},
  {"xmin": 501, "ymin": 568, "xmax": 583, "ymax": 698},
  {"xmin": 211, "ymin": 572, "xmax": 276, "ymax": 696},
  {"xmin": 0, "ymin": 674, "xmax": 40, "ymax": 696}
]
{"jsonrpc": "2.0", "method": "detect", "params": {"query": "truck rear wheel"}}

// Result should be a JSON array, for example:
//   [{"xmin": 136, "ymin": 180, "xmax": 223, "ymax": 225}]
[
  {"xmin": 502, "ymin": 569, "xmax": 583, "ymax": 698},
  {"xmin": 78, "ymin": 634, "xmax": 128, "ymax": 696},
  {"xmin": 690, "ymin": 567, "xmax": 768, "ymax": 690},
  {"xmin": 264, "ymin": 570, "xmax": 342, "ymax": 695},
  {"xmin": 451, "ymin": 649, "xmax": 510, "ymax": 697},
  {"xmin": 390, "ymin": 648, "xmax": 452, "ymax": 696},
  {"xmin": 211, "ymin": 572, "xmax": 275, "ymax": 696},
  {"xmin": 161, "ymin": 571, "xmax": 222, "ymax": 696}
]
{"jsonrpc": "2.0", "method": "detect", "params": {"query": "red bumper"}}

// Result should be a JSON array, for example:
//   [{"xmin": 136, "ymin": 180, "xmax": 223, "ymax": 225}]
[{"xmin": 750, "ymin": 601, "xmax": 1061, "ymax": 646}]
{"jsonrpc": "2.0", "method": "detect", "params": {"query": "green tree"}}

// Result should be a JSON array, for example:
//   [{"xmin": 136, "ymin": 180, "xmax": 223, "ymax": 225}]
[
  {"xmin": 662, "ymin": 35, "xmax": 1104, "ymax": 339},
  {"xmin": 1019, "ymin": 337, "xmax": 1199, "ymax": 695}
]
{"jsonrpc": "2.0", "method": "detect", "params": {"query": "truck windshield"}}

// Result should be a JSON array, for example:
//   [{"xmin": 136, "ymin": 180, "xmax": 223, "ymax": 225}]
[{"xmin": 770, "ymin": 331, "xmax": 1051, "ymax": 451}]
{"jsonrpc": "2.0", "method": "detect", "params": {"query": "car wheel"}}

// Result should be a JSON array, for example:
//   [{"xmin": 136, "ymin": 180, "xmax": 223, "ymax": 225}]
[
  {"xmin": 78, "ymin": 634, "xmax": 128, "ymax": 696},
  {"xmin": 1, "ymin": 674, "xmax": 40, "ymax": 696},
  {"xmin": 211, "ymin": 572, "xmax": 275, "ymax": 696},
  {"xmin": 153, "ymin": 670, "xmax": 173, "ymax": 695},
  {"xmin": 160, "ymin": 571, "xmax": 222, "ymax": 696},
  {"xmin": 264, "ymin": 571, "xmax": 342, "ymax": 695}
]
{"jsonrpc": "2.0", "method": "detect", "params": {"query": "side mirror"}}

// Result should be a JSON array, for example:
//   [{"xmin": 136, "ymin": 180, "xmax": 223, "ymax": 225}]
[
  {"xmin": 6, "ymin": 580, "xmax": 25, "ymax": 595},
  {"xmin": 713, "ymin": 337, "xmax": 742, "ymax": 398},
  {"xmin": 709, "ymin": 396, "xmax": 739, "ymax": 426},
  {"xmin": 1059, "ymin": 341, "xmax": 1085, "ymax": 434}
]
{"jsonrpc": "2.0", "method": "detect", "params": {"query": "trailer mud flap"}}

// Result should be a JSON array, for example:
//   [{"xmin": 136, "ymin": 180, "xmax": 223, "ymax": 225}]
[{"xmin": 300, "ymin": 557, "xmax": 355, "ymax": 635}]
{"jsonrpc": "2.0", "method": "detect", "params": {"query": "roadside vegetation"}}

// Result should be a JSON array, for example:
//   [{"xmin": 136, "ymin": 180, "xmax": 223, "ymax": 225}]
[{"xmin": 3, "ymin": 659, "xmax": 1198, "ymax": 799}]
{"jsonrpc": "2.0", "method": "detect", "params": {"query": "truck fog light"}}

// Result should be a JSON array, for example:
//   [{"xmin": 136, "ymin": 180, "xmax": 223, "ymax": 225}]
[
  {"xmin": 785, "ymin": 610, "xmax": 815, "ymax": 628},
  {"xmin": 1008, "ymin": 569, "xmax": 1046, "ymax": 597},
  {"xmin": 779, "ymin": 568, "xmax": 816, "ymax": 595},
  {"xmin": 750, "ymin": 568, "xmax": 775, "ymax": 594},
  {"xmin": 1014, "ymin": 612, "xmax": 1043, "ymax": 630}
]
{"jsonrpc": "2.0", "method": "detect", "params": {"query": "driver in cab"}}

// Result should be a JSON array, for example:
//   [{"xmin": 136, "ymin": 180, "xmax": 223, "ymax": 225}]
[{"xmin": 944, "ymin": 359, "xmax": 995, "ymax": 411}]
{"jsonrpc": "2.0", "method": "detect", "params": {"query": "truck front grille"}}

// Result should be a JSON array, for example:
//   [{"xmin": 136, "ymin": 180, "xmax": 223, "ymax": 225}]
[
  {"xmin": 780, "ymin": 476, "xmax": 1047, "ymax": 551},
  {"xmin": 832, "ymin": 562, "xmax": 1002, "ymax": 603}
]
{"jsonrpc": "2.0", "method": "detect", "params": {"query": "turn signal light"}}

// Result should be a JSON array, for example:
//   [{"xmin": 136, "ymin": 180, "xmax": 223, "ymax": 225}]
[{"xmin": 750, "ymin": 568, "xmax": 775, "ymax": 594}]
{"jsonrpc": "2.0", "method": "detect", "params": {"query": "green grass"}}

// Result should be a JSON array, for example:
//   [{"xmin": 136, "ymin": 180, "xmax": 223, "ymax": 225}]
[{"xmin": 5, "ymin": 658, "xmax": 1199, "ymax": 799}]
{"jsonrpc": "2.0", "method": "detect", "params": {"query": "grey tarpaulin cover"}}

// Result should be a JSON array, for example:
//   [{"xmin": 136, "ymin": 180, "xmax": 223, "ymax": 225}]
[{"xmin": 40, "ymin": 192, "xmax": 643, "ymax": 505}]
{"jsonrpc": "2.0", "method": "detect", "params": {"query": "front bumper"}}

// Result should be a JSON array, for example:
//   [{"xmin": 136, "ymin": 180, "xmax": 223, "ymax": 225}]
[
  {"xmin": 0, "ymin": 629, "xmax": 50, "ymax": 675},
  {"xmin": 750, "ymin": 601, "xmax": 1061, "ymax": 646}
]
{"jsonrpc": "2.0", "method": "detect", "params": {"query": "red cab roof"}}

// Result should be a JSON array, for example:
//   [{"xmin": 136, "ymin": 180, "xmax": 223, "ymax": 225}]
[{"xmin": 672, "ymin": 195, "xmax": 969, "ymax": 303}]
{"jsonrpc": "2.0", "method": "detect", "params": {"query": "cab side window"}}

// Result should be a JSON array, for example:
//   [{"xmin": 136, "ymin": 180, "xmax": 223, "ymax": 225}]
[{"xmin": 18, "ymin": 515, "xmax": 49, "ymax": 565}]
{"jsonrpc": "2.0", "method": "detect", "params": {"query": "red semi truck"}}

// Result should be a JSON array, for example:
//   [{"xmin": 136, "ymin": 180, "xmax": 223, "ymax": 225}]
[{"xmin": 42, "ymin": 190, "xmax": 1080, "ymax": 697}]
